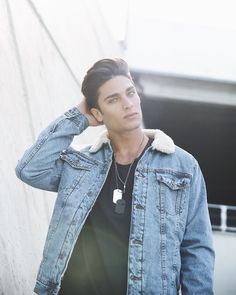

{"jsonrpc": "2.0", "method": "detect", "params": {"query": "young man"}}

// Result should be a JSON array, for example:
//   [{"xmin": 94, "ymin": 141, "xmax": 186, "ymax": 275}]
[{"xmin": 15, "ymin": 58, "xmax": 215, "ymax": 295}]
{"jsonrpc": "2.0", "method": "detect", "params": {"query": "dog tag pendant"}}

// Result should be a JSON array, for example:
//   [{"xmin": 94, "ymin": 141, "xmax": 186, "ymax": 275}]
[
  {"xmin": 113, "ymin": 189, "xmax": 123, "ymax": 203},
  {"xmin": 115, "ymin": 199, "xmax": 126, "ymax": 214}
]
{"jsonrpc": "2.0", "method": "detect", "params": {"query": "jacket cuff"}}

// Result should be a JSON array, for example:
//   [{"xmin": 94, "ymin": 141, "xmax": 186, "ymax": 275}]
[
  {"xmin": 34, "ymin": 280, "xmax": 60, "ymax": 295},
  {"xmin": 64, "ymin": 106, "xmax": 89, "ymax": 129}
]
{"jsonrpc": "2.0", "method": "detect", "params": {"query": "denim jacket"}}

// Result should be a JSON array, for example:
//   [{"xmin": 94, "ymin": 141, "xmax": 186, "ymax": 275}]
[{"xmin": 15, "ymin": 107, "xmax": 215, "ymax": 295}]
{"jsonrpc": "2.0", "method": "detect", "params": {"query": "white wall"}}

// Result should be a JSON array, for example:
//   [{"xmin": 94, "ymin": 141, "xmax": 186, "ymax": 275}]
[
  {"xmin": 0, "ymin": 0, "xmax": 120, "ymax": 294},
  {"xmin": 125, "ymin": 1, "xmax": 236, "ymax": 82},
  {"xmin": 213, "ymin": 232, "xmax": 236, "ymax": 295}
]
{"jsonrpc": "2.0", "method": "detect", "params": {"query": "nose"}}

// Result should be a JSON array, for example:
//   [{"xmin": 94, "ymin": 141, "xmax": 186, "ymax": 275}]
[{"xmin": 122, "ymin": 96, "xmax": 133, "ymax": 110}]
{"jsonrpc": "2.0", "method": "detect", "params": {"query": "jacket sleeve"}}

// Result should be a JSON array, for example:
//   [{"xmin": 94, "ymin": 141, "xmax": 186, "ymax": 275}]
[
  {"xmin": 15, "ymin": 107, "xmax": 89, "ymax": 192},
  {"xmin": 180, "ymin": 160, "xmax": 215, "ymax": 295}
]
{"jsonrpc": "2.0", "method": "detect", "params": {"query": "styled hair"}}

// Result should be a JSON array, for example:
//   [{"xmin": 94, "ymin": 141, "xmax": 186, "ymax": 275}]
[{"xmin": 81, "ymin": 58, "xmax": 132, "ymax": 109}]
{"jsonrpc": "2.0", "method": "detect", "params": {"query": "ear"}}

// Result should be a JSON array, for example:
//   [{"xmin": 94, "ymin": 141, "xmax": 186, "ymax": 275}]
[{"xmin": 90, "ymin": 107, "xmax": 104, "ymax": 123}]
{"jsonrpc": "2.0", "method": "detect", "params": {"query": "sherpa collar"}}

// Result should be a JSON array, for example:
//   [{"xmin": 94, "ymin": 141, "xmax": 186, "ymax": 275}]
[{"xmin": 89, "ymin": 129, "xmax": 175, "ymax": 154}]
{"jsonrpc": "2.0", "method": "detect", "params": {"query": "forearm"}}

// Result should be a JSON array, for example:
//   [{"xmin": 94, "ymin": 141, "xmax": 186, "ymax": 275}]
[{"xmin": 15, "ymin": 107, "xmax": 89, "ymax": 191}]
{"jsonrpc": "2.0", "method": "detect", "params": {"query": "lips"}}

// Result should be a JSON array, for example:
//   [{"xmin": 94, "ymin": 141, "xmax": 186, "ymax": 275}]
[{"xmin": 124, "ymin": 112, "xmax": 139, "ymax": 119}]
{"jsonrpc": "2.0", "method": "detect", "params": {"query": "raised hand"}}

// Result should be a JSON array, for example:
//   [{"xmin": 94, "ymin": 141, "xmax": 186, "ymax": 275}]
[{"xmin": 77, "ymin": 98, "xmax": 103, "ymax": 127}]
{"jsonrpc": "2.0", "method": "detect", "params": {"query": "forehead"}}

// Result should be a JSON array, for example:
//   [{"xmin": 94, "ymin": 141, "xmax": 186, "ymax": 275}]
[{"xmin": 98, "ymin": 75, "xmax": 134, "ymax": 99}]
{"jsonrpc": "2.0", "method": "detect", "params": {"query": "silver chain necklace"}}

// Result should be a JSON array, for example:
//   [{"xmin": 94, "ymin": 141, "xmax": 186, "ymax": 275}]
[{"xmin": 113, "ymin": 134, "xmax": 145, "ymax": 204}]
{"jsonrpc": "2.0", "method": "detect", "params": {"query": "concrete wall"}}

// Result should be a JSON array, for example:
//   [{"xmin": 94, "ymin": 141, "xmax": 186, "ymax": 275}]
[
  {"xmin": 132, "ymin": 71, "xmax": 236, "ymax": 106},
  {"xmin": 0, "ymin": 0, "xmax": 120, "ymax": 294}
]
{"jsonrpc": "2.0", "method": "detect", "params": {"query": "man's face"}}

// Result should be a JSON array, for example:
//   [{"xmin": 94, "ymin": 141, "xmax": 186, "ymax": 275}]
[{"xmin": 91, "ymin": 75, "xmax": 142, "ymax": 133}]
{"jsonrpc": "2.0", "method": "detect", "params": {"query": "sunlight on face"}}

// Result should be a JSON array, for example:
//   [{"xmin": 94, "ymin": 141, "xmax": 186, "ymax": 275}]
[{"xmin": 96, "ymin": 76, "xmax": 142, "ymax": 133}]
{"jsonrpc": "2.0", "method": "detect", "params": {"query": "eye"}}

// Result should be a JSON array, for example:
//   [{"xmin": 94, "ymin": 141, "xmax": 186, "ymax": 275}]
[
  {"xmin": 127, "ymin": 89, "xmax": 136, "ymax": 96},
  {"xmin": 107, "ymin": 97, "xmax": 118, "ymax": 103}
]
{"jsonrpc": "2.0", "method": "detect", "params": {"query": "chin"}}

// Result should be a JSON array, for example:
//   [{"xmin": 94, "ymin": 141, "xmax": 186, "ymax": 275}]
[{"xmin": 125, "ymin": 122, "xmax": 142, "ymax": 132}]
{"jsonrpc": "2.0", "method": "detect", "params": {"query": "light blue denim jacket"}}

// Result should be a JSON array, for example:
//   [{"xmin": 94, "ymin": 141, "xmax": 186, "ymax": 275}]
[{"xmin": 15, "ymin": 107, "xmax": 215, "ymax": 295}]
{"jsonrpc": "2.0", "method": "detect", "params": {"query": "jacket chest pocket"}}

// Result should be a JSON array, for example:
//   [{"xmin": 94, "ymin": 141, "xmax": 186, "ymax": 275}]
[
  {"xmin": 59, "ymin": 153, "xmax": 94, "ymax": 191},
  {"xmin": 156, "ymin": 171, "xmax": 191, "ymax": 216}
]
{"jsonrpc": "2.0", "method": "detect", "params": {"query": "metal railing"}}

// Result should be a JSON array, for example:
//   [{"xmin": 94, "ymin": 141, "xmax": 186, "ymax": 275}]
[{"xmin": 208, "ymin": 203, "xmax": 236, "ymax": 233}]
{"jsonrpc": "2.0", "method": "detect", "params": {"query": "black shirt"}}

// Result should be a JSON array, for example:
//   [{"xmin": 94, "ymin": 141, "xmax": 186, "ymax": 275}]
[{"xmin": 59, "ymin": 139, "xmax": 152, "ymax": 295}]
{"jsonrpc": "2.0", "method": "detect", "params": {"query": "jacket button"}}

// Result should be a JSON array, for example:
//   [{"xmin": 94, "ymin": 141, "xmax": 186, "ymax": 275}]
[
  {"xmin": 133, "ymin": 239, "xmax": 142, "ymax": 245},
  {"xmin": 137, "ymin": 170, "xmax": 145, "ymax": 178},
  {"xmin": 130, "ymin": 275, "xmax": 141, "ymax": 281},
  {"xmin": 135, "ymin": 204, "xmax": 144, "ymax": 210},
  {"xmin": 87, "ymin": 191, "xmax": 93, "ymax": 197}
]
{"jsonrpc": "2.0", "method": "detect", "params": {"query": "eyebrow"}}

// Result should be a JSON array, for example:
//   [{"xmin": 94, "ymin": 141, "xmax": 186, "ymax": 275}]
[{"xmin": 103, "ymin": 86, "xmax": 135, "ymax": 102}]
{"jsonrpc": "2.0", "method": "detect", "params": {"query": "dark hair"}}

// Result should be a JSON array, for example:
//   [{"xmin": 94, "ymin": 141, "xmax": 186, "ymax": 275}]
[{"xmin": 81, "ymin": 58, "xmax": 132, "ymax": 109}]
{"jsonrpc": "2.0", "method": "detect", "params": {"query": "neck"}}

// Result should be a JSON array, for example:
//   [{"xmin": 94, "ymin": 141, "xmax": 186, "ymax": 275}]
[{"xmin": 109, "ymin": 128, "xmax": 148, "ymax": 164}]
